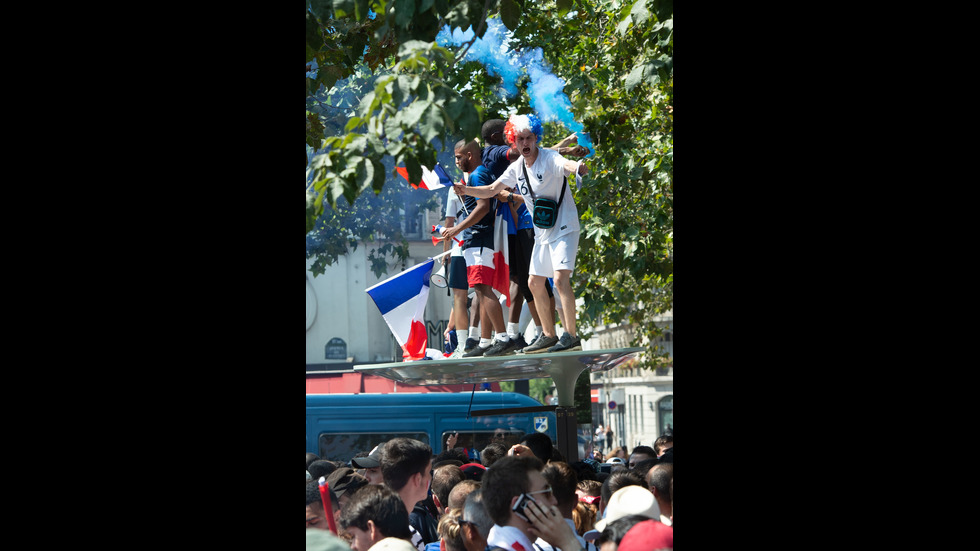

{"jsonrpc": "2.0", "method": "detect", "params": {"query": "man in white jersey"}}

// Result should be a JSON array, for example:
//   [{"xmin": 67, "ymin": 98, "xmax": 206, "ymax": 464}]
[{"xmin": 453, "ymin": 113, "xmax": 588, "ymax": 353}]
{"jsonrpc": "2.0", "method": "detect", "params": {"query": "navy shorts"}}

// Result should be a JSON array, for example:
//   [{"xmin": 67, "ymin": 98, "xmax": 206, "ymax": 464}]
[
  {"xmin": 448, "ymin": 255, "xmax": 468, "ymax": 290},
  {"xmin": 509, "ymin": 228, "xmax": 552, "ymax": 301}
]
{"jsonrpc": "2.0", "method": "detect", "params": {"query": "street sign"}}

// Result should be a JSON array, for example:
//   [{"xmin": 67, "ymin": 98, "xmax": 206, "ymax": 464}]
[{"xmin": 608, "ymin": 401, "xmax": 617, "ymax": 410}]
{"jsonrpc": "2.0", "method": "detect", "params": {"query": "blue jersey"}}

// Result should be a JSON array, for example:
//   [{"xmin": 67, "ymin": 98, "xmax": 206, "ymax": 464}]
[
  {"xmin": 462, "ymin": 164, "xmax": 496, "ymax": 249},
  {"xmin": 482, "ymin": 144, "xmax": 512, "ymax": 180}
]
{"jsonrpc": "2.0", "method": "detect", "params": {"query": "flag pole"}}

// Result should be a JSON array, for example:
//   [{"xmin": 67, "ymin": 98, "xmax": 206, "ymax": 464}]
[{"xmin": 364, "ymin": 249, "xmax": 454, "ymax": 293}]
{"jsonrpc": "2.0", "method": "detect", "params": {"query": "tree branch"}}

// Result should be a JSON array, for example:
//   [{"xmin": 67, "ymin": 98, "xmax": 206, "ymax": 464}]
[{"xmin": 453, "ymin": 0, "xmax": 494, "ymax": 65}]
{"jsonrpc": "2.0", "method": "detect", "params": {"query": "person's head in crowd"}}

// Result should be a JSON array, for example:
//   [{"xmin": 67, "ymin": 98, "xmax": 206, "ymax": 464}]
[
  {"xmin": 576, "ymin": 479, "xmax": 602, "ymax": 503},
  {"xmin": 630, "ymin": 458, "xmax": 658, "ymax": 482},
  {"xmin": 482, "ymin": 119, "xmax": 508, "ymax": 147},
  {"xmin": 481, "ymin": 455, "xmax": 555, "ymax": 537},
  {"xmin": 645, "ymin": 463, "xmax": 673, "ymax": 522},
  {"xmin": 596, "ymin": 514, "xmax": 651, "ymax": 551},
  {"xmin": 339, "ymin": 484, "xmax": 412, "ymax": 551},
  {"xmin": 306, "ymin": 479, "xmax": 339, "ymax": 531},
  {"xmin": 327, "ymin": 467, "xmax": 371, "ymax": 516},
  {"xmin": 617, "ymin": 518, "xmax": 673, "ymax": 551},
  {"xmin": 570, "ymin": 461, "xmax": 598, "ymax": 482},
  {"xmin": 653, "ymin": 434, "xmax": 673, "ymax": 458},
  {"xmin": 381, "ymin": 438, "xmax": 434, "ymax": 512},
  {"xmin": 435, "ymin": 447, "xmax": 470, "ymax": 466},
  {"xmin": 480, "ymin": 442, "xmax": 507, "ymax": 468},
  {"xmin": 519, "ymin": 432, "xmax": 554, "ymax": 463},
  {"xmin": 550, "ymin": 447, "xmax": 565, "ymax": 463},
  {"xmin": 351, "ymin": 444, "xmax": 385, "ymax": 484},
  {"xmin": 307, "ymin": 452, "xmax": 322, "ymax": 470},
  {"xmin": 459, "ymin": 489, "xmax": 494, "ymax": 551},
  {"xmin": 599, "ymin": 471, "xmax": 646, "ymax": 515},
  {"xmin": 542, "ymin": 462, "xmax": 579, "ymax": 519},
  {"xmin": 656, "ymin": 446, "xmax": 673, "ymax": 465},
  {"xmin": 309, "ymin": 459, "xmax": 340, "ymax": 481},
  {"xmin": 436, "ymin": 508, "xmax": 466, "ymax": 551},
  {"xmin": 432, "ymin": 464, "xmax": 466, "ymax": 514},
  {"xmin": 628, "ymin": 446, "xmax": 656, "ymax": 469},
  {"xmin": 447, "ymin": 479, "xmax": 481, "ymax": 511},
  {"xmin": 572, "ymin": 500, "xmax": 597, "ymax": 538},
  {"xmin": 575, "ymin": 479, "xmax": 602, "ymax": 540},
  {"xmin": 460, "ymin": 463, "xmax": 487, "ymax": 482},
  {"xmin": 595, "ymin": 486, "xmax": 659, "ymax": 533}
]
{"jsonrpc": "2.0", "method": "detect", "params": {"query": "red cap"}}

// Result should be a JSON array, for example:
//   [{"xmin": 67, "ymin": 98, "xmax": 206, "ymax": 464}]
[{"xmin": 618, "ymin": 519, "xmax": 673, "ymax": 551}]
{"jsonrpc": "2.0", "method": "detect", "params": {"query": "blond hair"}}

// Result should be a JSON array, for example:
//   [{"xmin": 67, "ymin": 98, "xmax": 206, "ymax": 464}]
[{"xmin": 437, "ymin": 507, "xmax": 466, "ymax": 551}]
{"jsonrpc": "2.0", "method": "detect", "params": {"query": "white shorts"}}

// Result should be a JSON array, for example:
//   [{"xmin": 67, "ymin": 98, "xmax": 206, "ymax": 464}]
[{"xmin": 530, "ymin": 231, "xmax": 579, "ymax": 277}]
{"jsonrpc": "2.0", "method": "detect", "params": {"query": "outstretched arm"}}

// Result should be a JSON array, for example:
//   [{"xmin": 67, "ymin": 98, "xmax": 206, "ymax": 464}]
[
  {"xmin": 453, "ymin": 179, "xmax": 511, "ymax": 199},
  {"xmin": 563, "ymin": 159, "xmax": 589, "ymax": 177}
]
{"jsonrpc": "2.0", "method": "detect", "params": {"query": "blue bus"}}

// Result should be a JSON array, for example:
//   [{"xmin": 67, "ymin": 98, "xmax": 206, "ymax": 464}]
[{"xmin": 306, "ymin": 392, "xmax": 557, "ymax": 463}]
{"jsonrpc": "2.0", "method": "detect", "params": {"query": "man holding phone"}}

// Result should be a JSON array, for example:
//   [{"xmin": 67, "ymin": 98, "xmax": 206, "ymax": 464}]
[{"xmin": 480, "ymin": 456, "xmax": 583, "ymax": 551}]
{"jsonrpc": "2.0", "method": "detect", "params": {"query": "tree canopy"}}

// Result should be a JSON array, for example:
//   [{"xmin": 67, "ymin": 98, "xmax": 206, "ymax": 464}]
[{"xmin": 306, "ymin": 0, "xmax": 672, "ymax": 368}]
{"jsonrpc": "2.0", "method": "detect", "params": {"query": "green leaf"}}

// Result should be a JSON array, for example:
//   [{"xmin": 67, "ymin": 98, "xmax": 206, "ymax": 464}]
[
  {"xmin": 418, "ymin": 102, "xmax": 445, "ymax": 143},
  {"xmin": 556, "ymin": 0, "xmax": 573, "ymax": 15},
  {"xmin": 625, "ymin": 63, "xmax": 645, "ymax": 91},
  {"xmin": 630, "ymin": 0, "xmax": 651, "ymax": 26},
  {"xmin": 401, "ymin": 99, "xmax": 430, "ymax": 130},
  {"xmin": 616, "ymin": 17, "xmax": 632, "ymax": 36},
  {"xmin": 500, "ymin": 0, "xmax": 522, "ymax": 30}
]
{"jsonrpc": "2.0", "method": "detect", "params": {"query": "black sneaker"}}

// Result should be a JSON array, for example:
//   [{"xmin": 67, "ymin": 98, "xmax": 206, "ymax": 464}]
[
  {"xmin": 522, "ymin": 334, "xmax": 559, "ymax": 354},
  {"xmin": 463, "ymin": 337, "xmax": 480, "ymax": 353},
  {"xmin": 483, "ymin": 338, "xmax": 515, "ymax": 357},
  {"xmin": 548, "ymin": 333, "xmax": 582, "ymax": 352},
  {"xmin": 463, "ymin": 344, "xmax": 487, "ymax": 358},
  {"xmin": 511, "ymin": 334, "xmax": 528, "ymax": 351}
]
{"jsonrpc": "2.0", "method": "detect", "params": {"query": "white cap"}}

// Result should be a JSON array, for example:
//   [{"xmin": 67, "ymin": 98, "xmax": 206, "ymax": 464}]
[{"xmin": 594, "ymin": 486, "xmax": 660, "ymax": 532}]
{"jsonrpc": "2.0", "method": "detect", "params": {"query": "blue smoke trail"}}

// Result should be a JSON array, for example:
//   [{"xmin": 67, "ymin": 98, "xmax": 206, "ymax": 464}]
[{"xmin": 437, "ymin": 19, "xmax": 594, "ymax": 157}]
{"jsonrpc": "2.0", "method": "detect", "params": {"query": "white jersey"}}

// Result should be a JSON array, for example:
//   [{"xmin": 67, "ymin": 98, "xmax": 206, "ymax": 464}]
[
  {"xmin": 498, "ymin": 147, "xmax": 579, "ymax": 244},
  {"xmin": 444, "ymin": 187, "xmax": 465, "ymax": 257}
]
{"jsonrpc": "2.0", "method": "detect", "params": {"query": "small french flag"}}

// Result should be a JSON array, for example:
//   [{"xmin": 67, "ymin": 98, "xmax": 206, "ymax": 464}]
[
  {"xmin": 365, "ymin": 259, "xmax": 434, "ymax": 361},
  {"xmin": 396, "ymin": 163, "xmax": 454, "ymax": 190}
]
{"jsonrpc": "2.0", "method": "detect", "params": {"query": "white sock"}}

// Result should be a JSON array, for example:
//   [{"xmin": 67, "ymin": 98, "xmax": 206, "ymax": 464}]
[
  {"xmin": 456, "ymin": 330, "xmax": 468, "ymax": 347},
  {"xmin": 469, "ymin": 327, "xmax": 480, "ymax": 339},
  {"xmin": 480, "ymin": 338, "xmax": 492, "ymax": 348},
  {"xmin": 519, "ymin": 303, "xmax": 532, "ymax": 333},
  {"xmin": 496, "ymin": 332, "xmax": 511, "ymax": 342},
  {"xmin": 535, "ymin": 325, "xmax": 543, "ymax": 338},
  {"xmin": 507, "ymin": 322, "xmax": 519, "ymax": 338}
]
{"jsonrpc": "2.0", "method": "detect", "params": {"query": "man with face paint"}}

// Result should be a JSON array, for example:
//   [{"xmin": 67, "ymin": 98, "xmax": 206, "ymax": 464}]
[{"xmin": 454, "ymin": 113, "xmax": 589, "ymax": 353}]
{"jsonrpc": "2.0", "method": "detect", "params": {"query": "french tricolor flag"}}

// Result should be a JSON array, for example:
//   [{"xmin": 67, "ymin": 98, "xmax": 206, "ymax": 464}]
[
  {"xmin": 396, "ymin": 163, "xmax": 454, "ymax": 190},
  {"xmin": 366, "ymin": 259, "xmax": 434, "ymax": 361},
  {"xmin": 492, "ymin": 201, "xmax": 512, "ymax": 307}
]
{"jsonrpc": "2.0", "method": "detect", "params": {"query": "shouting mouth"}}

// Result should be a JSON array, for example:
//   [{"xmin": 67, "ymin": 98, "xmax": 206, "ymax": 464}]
[{"xmin": 521, "ymin": 147, "xmax": 532, "ymax": 155}]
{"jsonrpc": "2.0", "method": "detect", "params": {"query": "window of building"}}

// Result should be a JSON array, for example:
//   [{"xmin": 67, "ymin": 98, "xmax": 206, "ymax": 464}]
[{"xmin": 657, "ymin": 395, "xmax": 673, "ymax": 436}]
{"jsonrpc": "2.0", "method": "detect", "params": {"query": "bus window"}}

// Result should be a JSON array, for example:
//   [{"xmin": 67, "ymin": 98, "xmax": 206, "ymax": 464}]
[
  {"xmin": 319, "ymin": 432, "xmax": 429, "ymax": 463},
  {"xmin": 443, "ymin": 429, "xmax": 528, "ymax": 454}
]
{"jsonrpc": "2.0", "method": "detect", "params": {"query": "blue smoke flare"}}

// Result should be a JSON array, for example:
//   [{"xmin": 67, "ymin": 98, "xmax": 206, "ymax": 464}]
[{"xmin": 437, "ymin": 19, "xmax": 594, "ymax": 157}]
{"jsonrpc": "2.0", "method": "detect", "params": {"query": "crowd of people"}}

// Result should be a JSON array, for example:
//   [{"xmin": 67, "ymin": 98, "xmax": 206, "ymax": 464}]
[{"xmin": 306, "ymin": 431, "xmax": 673, "ymax": 551}]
